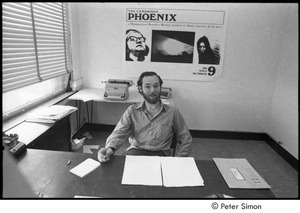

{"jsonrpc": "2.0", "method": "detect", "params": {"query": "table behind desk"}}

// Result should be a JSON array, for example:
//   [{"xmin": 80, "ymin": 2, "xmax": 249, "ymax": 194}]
[
  {"xmin": 68, "ymin": 87, "xmax": 175, "ymax": 125},
  {"xmin": 14, "ymin": 149, "xmax": 275, "ymax": 198}
]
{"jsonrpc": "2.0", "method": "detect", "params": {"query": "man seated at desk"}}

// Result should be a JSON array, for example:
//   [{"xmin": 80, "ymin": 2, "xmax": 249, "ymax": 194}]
[{"xmin": 98, "ymin": 71, "xmax": 192, "ymax": 162}]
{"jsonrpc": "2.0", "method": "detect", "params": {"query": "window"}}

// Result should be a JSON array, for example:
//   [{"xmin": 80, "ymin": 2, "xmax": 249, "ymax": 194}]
[
  {"xmin": 2, "ymin": 2, "xmax": 72, "ymax": 92},
  {"xmin": 2, "ymin": 2, "xmax": 72, "ymax": 121}
]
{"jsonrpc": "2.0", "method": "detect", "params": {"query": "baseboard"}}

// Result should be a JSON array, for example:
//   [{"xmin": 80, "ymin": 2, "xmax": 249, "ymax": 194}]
[
  {"xmin": 80, "ymin": 123, "xmax": 298, "ymax": 171},
  {"xmin": 263, "ymin": 134, "xmax": 298, "ymax": 171},
  {"xmin": 85, "ymin": 123, "xmax": 116, "ymax": 132},
  {"xmin": 189, "ymin": 130, "xmax": 266, "ymax": 140}
]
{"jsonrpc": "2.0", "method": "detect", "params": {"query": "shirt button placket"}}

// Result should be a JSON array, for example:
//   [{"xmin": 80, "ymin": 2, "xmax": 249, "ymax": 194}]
[{"xmin": 148, "ymin": 122, "xmax": 153, "ymax": 145}]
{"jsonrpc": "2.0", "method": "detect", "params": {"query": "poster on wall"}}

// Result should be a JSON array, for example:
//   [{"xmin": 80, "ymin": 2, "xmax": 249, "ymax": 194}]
[{"xmin": 123, "ymin": 8, "xmax": 228, "ymax": 81}]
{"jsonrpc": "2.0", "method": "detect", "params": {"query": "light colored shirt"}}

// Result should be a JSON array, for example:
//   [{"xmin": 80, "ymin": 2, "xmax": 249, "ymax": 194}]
[{"xmin": 105, "ymin": 100, "xmax": 192, "ymax": 157}]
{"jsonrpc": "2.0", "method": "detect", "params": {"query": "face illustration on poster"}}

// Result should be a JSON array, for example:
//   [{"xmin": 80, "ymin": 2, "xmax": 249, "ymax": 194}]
[{"xmin": 126, "ymin": 29, "xmax": 149, "ymax": 62}]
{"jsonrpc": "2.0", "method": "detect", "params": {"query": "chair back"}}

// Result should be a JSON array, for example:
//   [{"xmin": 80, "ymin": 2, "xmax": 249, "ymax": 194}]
[{"xmin": 170, "ymin": 130, "xmax": 177, "ymax": 156}]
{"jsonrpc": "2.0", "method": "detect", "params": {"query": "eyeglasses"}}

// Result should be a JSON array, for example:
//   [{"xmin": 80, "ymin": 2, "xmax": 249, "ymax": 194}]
[{"xmin": 128, "ymin": 36, "xmax": 146, "ymax": 43}]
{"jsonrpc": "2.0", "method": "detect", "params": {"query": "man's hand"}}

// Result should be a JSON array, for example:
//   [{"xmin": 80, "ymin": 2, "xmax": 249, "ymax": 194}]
[{"xmin": 97, "ymin": 147, "xmax": 114, "ymax": 163}]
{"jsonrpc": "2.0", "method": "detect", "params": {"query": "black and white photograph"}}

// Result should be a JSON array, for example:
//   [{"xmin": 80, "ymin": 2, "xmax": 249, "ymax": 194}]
[
  {"xmin": 151, "ymin": 30, "xmax": 195, "ymax": 64},
  {"xmin": 2, "ymin": 2, "xmax": 298, "ymax": 213}
]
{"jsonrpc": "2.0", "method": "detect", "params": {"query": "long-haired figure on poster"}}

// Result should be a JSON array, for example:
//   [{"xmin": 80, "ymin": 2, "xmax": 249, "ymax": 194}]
[
  {"xmin": 196, "ymin": 36, "xmax": 220, "ymax": 65},
  {"xmin": 125, "ymin": 29, "xmax": 149, "ymax": 62}
]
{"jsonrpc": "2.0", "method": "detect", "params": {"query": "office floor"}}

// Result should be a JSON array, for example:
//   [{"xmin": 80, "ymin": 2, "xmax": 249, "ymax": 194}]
[{"xmin": 72, "ymin": 129, "xmax": 298, "ymax": 198}]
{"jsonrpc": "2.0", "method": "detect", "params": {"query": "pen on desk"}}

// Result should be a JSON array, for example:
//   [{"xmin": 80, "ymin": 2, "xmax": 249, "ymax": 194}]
[{"xmin": 67, "ymin": 160, "xmax": 71, "ymax": 165}]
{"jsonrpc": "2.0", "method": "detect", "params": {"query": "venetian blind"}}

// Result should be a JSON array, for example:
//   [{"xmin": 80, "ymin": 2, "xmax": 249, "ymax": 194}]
[{"xmin": 2, "ymin": 2, "xmax": 72, "ymax": 92}]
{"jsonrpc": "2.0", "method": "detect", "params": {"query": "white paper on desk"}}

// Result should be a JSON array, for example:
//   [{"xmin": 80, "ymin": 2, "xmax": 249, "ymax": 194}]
[
  {"xmin": 74, "ymin": 195, "xmax": 103, "ymax": 198},
  {"xmin": 70, "ymin": 158, "xmax": 101, "ymax": 178},
  {"xmin": 71, "ymin": 92, "xmax": 100, "ymax": 102},
  {"xmin": 213, "ymin": 158, "xmax": 271, "ymax": 189},
  {"xmin": 121, "ymin": 156, "xmax": 163, "ymax": 186},
  {"xmin": 27, "ymin": 105, "xmax": 77, "ymax": 121},
  {"xmin": 160, "ymin": 157, "xmax": 204, "ymax": 187},
  {"xmin": 36, "ymin": 105, "xmax": 77, "ymax": 116}
]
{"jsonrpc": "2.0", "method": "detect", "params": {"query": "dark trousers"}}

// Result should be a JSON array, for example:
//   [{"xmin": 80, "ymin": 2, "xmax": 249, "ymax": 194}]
[{"xmin": 125, "ymin": 148, "xmax": 167, "ymax": 157}]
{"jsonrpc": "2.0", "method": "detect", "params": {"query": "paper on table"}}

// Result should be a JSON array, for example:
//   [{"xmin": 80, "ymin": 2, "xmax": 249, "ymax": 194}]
[
  {"xmin": 74, "ymin": 195, "xmax": 103, "ymax": 198},
  {"xmin": 25, "ymin": 118, "xmax": 56, "ymax": 124},
  {"xmin": 213, "ymin": 158, "xmax": 271, "ymax": 189},
  {"xmin": 70, "ymin": 158, "xmax": 101, "ymax": 178},
  {"xmin": 121, "ymin": 156, "xmax": 204, "ymax": 187},
  {"xmin": 160, "ymin": 157, "xmax": 204, "ymax": 187},
  {"xmin": 27, "ymin": 105, "xmax": 77, "ymax": 122},
  {"xmin": 34, "ymin": 105, "xmax": 77, "ymax": 117},
  {"xmin": 70, "ymin": 92, "xmax": 100, "ymax": 102},
  {"xmin": 121, "ymin": 156, "xmax": 163, "ymax": 186}
]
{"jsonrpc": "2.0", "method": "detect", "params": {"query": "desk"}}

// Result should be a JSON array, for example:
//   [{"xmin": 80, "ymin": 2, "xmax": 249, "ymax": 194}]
[
  {"xmin": 12, "ymin": 149, "xmax": 275, "ymax": 198},
  {"xmin": 68, "ymin": 87, "xmax": 175, "ymax": 125}
]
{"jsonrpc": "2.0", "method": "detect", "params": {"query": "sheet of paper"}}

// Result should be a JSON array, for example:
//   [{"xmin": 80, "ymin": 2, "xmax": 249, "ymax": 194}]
[
  {"xmin": 121, "ymin": 156, "xmax": 163, "ymax": 186},
  {"xmin": 27, "ymin": 105, "xmax": 77, "ymax": 122},
  {"xmin": 74, "ymin": 195, "xmax": 102, "ymax": 198},
  {"xmin": 34, "ymin": 105, "xmax": 77, "ymax": 117},
  {"xmin": 69, "ymin": 91, "xmax": 100, "ymax": 102},
  {"xmin": 160, "ymin": 157, "xmax": 204, "ymax": 187},
  {"xmin": 70, "ymin": 158, "xmax": 101, "ymax": 178},
  {"xmin": 213, "ymin": 158, "xmax": 271, "ymax": 189},
  {"xmin": 121, "ymin": 156, "xmax": 204, "ymax": 187},
  {"xmin": 79, "ymin": 93, "xmax": 100, "ymax": 102}
]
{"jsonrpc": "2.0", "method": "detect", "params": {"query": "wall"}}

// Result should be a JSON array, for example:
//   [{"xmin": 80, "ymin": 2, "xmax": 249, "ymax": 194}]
[
  {"xmin": 70, "ymin": 3, "xmax": 298, "ymax": 158},
  {"xmin": 264, "ymin": 5, "xmax": 298, "ymax": 158}
]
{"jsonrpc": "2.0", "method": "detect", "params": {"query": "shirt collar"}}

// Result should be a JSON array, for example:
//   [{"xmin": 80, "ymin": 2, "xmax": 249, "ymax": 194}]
[{"xmin": 134, "ymin": 100, "xmax": 167, "ymax": 112}]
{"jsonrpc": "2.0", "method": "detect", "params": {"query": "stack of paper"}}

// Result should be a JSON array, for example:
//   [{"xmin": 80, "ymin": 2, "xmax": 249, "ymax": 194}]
[
  {"xmin": 160, "ymin": 157, "xmax": 204, "ymax": 187},
  {"xmin": 121, "ymin": 156, "xmax": 204, "ymax": 187},
  {"xmin": 26, "ymin": 105, "xmax": 77, "ymax": 123},
  {"xmin": 70, "ymin": 158, "xmax": 101, "ymax": 178},
  {"xmin": 121, "ymin": 156, "xmax": 162, "ymax": 186}
]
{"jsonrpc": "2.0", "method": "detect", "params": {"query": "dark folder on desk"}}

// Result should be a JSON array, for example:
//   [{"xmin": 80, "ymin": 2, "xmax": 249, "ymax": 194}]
[{"xmin": 213, "ymin": 158, "xmax": 271, "ymax": 189}]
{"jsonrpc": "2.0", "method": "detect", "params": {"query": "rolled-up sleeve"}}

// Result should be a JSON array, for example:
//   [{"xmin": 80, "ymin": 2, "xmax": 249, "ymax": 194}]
[
  {"xmin": 173, "ymin": 109, "xmax": 193, "ymax": 157},
  {"xmin": 105, "ymin": 106, "xmax": 133, "ymax": 150}
]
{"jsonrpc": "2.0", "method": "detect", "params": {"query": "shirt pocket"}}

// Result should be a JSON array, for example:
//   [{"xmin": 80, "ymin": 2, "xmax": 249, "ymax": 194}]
[{"xmin": 153, "ymin": 124, "xmax": 172, "ymax": 143}]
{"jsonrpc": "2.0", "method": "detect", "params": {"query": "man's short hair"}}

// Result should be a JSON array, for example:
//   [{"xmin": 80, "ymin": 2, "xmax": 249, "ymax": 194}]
[
  {"xmin": 126, "ymin": 29, "xmax": 143, "ymax": 40},
  {"xmin": 137, "ymin": 71, "xmax": 163, "ymax": 93}
]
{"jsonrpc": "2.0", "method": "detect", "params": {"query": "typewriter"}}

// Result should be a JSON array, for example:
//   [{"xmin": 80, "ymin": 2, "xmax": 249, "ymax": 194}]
[
  {"xmin": 161, "ymin": 87, "xmax": 172, "ymax": 99},
  {"xmin": 103, "ymin": 79, "xmax": 133, "ymax": 101}
]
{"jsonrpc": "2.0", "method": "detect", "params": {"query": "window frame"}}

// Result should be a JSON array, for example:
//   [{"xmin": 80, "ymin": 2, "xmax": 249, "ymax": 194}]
[
  {"xmin": 2, "ymin": 2, "xmax": 72, "ymax": 92},
  {"xmin": 2, "ymin": 2, "xmax": 73, "ymax": 122}
]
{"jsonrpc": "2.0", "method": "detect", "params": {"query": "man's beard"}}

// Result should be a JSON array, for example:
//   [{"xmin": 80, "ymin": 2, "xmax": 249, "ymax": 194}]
[{"xmin": 142, "ymin": 90, "xmax": 161, "ymax": 104}]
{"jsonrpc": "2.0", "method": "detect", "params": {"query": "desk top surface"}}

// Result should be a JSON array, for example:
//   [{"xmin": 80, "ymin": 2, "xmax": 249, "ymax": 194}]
[
  {"xmin": 12, "ymin": 149, "xmax": 275, "ymax": 198},
  {"xmin": 68, "ymin": 87, "xmax": 175, "ymax": 106}
]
